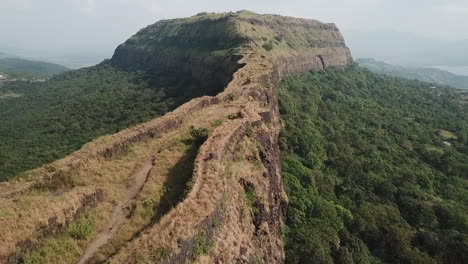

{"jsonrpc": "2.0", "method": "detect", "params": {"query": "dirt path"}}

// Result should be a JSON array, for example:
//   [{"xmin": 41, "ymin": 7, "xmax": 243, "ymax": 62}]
[{"xmin": 76, "ymin": 157, "xmax": 155, "ymax": 264}]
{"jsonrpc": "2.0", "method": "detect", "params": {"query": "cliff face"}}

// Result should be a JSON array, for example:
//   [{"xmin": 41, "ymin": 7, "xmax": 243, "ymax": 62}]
[
  {"xmin": 0, "ymin": 11, "xmax": 351, "ymax": 264},
  {"xmin": 110, "ymin": 15, "xmax": 246, "ymax": 98}
]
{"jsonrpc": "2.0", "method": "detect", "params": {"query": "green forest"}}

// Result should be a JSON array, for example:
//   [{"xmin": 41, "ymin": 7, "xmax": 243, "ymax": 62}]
[
  {"xmin": 0, "ymin": 64, "xmax": 172, "ymax": 181},
  {"xmin": 279, "ymin": 65, "xmax": 468, "ymax": 264},
  {"xmin": 0, "ymin": 61, "xmax": 233, "ymax": 181}
]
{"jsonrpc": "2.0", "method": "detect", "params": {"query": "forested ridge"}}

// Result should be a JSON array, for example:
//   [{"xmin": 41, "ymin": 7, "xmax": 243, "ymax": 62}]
[{"xmin": 279, "ymin": 65, "xmax": 468, "ymax": 264}]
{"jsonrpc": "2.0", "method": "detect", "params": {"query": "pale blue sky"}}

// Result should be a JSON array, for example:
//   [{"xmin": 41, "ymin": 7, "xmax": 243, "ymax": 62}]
[{"xmin": 1, "ymin": 0, "xmax": 467, "ymax": 60}]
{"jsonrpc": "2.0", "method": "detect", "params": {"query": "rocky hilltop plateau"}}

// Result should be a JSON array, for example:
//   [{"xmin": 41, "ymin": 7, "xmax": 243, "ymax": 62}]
[{"xmin": 0, "ymin": 11, "xmax": 351, "ymax": 263}]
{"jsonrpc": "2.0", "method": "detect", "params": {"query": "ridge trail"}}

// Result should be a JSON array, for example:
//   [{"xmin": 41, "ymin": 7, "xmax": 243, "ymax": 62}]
[{"xmin": 76, "ymin": 157, "xmax": 155, "ymax": 264}]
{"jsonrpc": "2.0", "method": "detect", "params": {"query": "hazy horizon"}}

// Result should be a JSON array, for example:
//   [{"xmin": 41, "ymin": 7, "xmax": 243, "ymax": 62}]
[{"xmin": 2, "ymin": 0, "xmax": 468, "ymax": 67}]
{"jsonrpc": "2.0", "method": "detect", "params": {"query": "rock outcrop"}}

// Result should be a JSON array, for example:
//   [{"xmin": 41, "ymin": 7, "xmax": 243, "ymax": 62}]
[{"xmin": 0, "ymin": 11, "xmax": 351, "ymax": 264}]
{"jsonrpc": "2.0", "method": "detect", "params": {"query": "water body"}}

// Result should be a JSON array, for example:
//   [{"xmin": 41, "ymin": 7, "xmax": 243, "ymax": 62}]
[{"xmin": 430, "ymin": 65, "xmax": 468, "ymax": 77}]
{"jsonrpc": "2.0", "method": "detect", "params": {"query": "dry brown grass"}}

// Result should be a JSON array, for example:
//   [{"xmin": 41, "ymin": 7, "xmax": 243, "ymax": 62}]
[{"xmin": 0, "ymin": 101, "xmax": 240, "ymax": 263}]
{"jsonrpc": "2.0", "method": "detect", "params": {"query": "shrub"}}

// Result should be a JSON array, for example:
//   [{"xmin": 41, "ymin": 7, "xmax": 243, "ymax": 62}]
[
  {"xmin": 244, "ymin": 185, "xmax": 256, "ymax": 208},
  {"xmin": 192, "ymin": 231, "xmax": 213, "ymax": 257},
  {"xmin": 67, "ymin": 215, "xmax": 95, "ymax": 240},
  {"xmin": 189, "ymin": 126, "xmax": 208, "ymax": 146},
  {"xmin": 246, "ymin": 125, "xmax": 254, "ymax": 137},
  {"xmin": 262, "ymin": 41, "xmax": 274, "ymax": 51},
  {"xmin": 226, "ymin": 92, "xmax": 236, "ymax": 101},
  {"xmin": 212, "ymin": 119, "xmax": 224, "ymax": 127},
  {"xmin": 228, "ymin": 111, "xmax": 243, "ymax": 120},
  {"xmin": 154, "ymin": 246, "xmax": 170, "ymax": 262}
]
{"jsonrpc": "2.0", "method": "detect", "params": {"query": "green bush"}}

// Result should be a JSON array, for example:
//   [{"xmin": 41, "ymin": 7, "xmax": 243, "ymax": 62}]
[
  {"xmin": 262, "ymin": 41, "xmax": 274, "ymax": 51},
  {"xmin": 246, "ymin": 125, "xmax": 254, "ymax": 137},
  {"xmin": 192, "ymin": 231, "xmax": 213, "ymax": 257},
  {"xmin": 189, "ymin": 126, "xmax": 209, "ymax": 147},
  {"xmin": 67, "ymin": 215, "xmax": 95, "ymax": 240}
]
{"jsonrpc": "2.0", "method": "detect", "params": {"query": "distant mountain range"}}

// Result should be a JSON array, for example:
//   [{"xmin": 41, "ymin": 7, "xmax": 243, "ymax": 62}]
[
  {"xmin": 356, "ymin": 58, "xmax": 468, "ymax": 90},
  {"xmin": 0, "ymin": 44, "xmax": 109, "ymax": 69},
  {"xmin": 0, "ymin": 56, "xmax": 69, "ymax": 78},
  {"xmin": 344, "ymin": 30, "xmax": 468, "ymax": 67}
]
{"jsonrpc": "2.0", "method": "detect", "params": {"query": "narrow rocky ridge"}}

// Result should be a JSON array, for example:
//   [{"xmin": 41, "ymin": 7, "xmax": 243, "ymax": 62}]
[
  {"xmin": 108, "ymin": 12, "xmax": 352, "ymax": 263},
  {"xmin": 0, "ymin": 11, "xmax": 352, "ymax": 264}
]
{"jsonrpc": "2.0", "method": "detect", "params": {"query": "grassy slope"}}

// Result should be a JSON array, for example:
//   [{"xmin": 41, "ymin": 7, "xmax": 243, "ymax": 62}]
[{"xmin": 279, "ymin": 65, "xmax": 468, "ymax": 264}]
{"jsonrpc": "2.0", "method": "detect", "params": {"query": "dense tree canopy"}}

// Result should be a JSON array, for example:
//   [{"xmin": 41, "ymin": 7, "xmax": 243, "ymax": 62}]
[
  {"xmin": 0, "ymin": 64, "xmax": 174, "ymax": 181},
  {"xmin": 279, "ymin": 65, "xmax": 468, "ymax": 264},
  {"xmin": 0, "ymin": 54, "xmax": 239, "ymax": 181}
]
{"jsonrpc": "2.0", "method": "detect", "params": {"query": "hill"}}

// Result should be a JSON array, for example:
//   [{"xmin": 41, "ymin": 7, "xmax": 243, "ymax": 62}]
[
  {"xmin": 356, "ymin": 58, "xmax": 468, "ymax": 90},
  {"xmin": 0, "ymin": 57, "xmax": 69, "ymax": 78}
]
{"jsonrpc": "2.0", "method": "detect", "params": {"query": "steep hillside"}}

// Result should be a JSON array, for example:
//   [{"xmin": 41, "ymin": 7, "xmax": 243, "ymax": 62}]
[
  {"xmin": 0, "ymin": 57, "xmax": 69, "ymax": 78},
  {"xmin": 0, "ymin": 11, "xmax": 351, "ymax": 263},
  {"xmin": 357, "ymin": 58, "xmax": 468, "ymax": 90},
  {"xmin": 279, "ymin": 66, "xmax": 468, "ymax": 264}
]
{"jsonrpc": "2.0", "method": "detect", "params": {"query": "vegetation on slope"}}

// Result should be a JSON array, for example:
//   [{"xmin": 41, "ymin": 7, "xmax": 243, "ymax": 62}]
[
  {"xmin": 0, "ymin": 64, "xmax": 169, "ymax": 181},
  {"xmin": 357, "ymin": 58, "xmax": 468, "ymax": 90},
  {"xmin": 0, "ymin": 57, "xmax": 69, "ymax": 78},
  {"xmin": 0, "ymin": 14, "xmax": 245, "ymax": 182},
  {"xmin": 111, "ymin": 13, "xmax": 245, "ymax": 99},
  {"xmin": 279, "ymin": 65, "xmax": 468, "ymax": 264}
]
